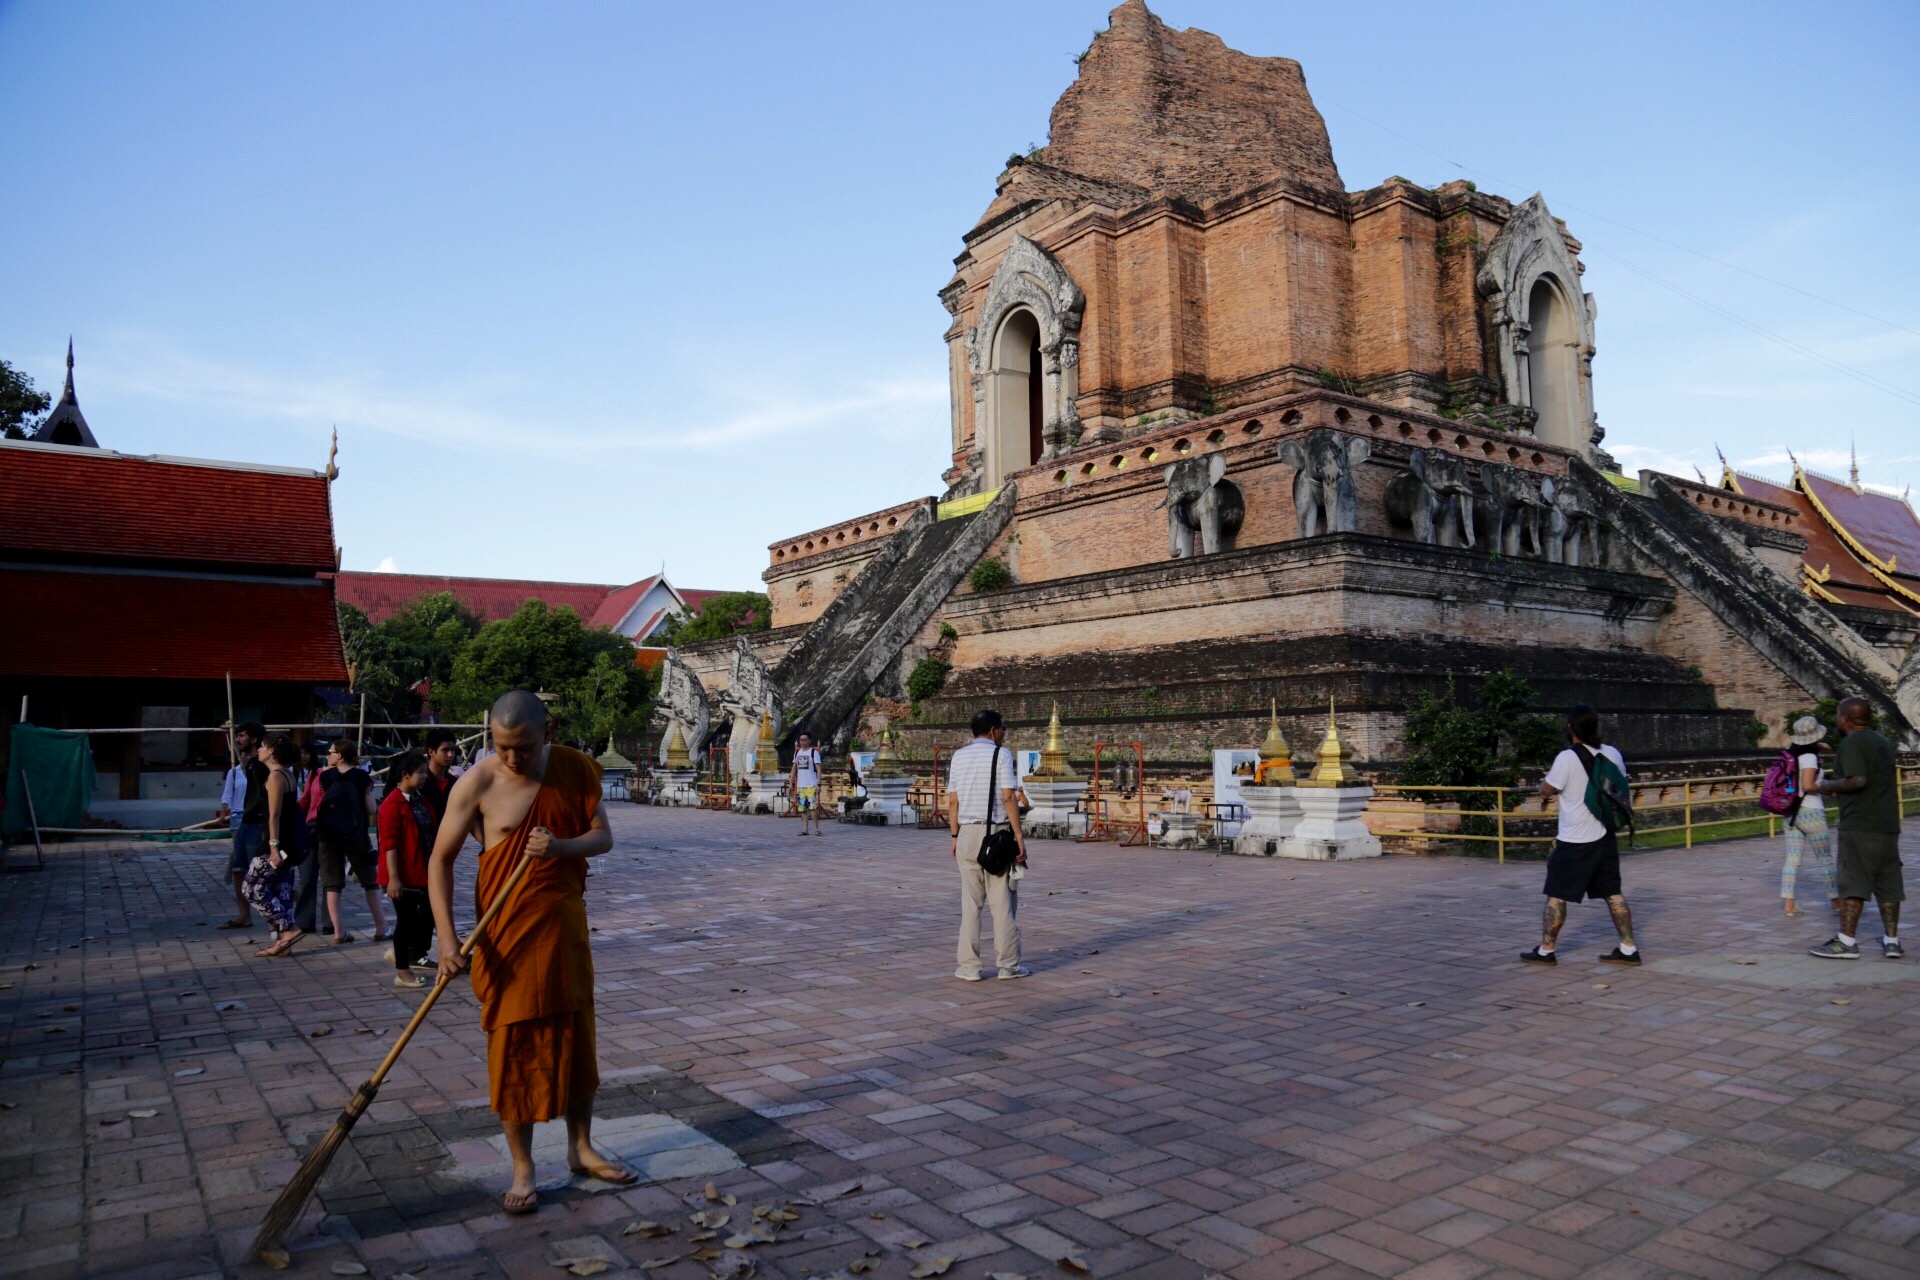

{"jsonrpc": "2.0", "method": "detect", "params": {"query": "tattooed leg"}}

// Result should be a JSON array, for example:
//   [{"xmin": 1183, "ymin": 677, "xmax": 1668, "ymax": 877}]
[
  {"xmin": 1541, "ymin": 897, "xmax": 1567, "ymax": 951},
  {"xmin": 1838, "ymin": 898, "xmax": 1865, "ymax": 937},
  {"xmin": 1604, "ymin": 895, "xmax": 1635, "ymax": 947}
]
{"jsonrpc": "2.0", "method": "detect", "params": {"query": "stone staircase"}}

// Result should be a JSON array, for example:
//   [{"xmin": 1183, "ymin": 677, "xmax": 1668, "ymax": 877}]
[{"xmin": 773, "ymin": 484, "xmax": 1017, "ymax": 750}]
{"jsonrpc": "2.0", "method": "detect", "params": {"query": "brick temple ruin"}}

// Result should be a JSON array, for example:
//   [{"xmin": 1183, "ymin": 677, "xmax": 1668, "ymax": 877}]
[{"xmin": 662, "ymin": 0, "xmax": 1920, "ymax": 776}]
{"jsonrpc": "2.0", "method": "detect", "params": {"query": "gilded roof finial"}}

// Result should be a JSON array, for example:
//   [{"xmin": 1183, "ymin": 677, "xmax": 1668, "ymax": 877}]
[
  {"xmin": 664, "ymin": 722, "xmax": 692, "ymax": 768},
  {"xmin": 1305, "ymin": 697, "xmax": 1359, "ymax": 785},
  {"xmin": 1031, "ymin": 702, "xmax": 1077, "ymax": 779},
  {"xmin": 1255, "ymin": 699, "xmax": 1294, "ymax": 784}
]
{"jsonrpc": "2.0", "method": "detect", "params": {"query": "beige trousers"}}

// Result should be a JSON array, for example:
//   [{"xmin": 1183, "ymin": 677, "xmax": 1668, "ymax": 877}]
[{"xmin": 956, "ymin": 822, "xmax": 1020, "ymax": 975}]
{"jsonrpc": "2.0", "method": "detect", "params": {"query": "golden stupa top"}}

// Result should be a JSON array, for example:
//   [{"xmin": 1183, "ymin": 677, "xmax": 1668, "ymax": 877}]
[
  {"xmin": 663, "ymin": 722, "xmax": 693, "ymax": 769},
  {"xmin": 1302, "ymin": 698, "xmax": 1360, "ymax": 786},
  {"xmin": 1030, "ymin": 702, "xmax": 1078, "ymax": 780},
  {"xmin": 868, "ymin": 725, "xmax": 907, "ymax": 778},
  {"xmin": 1253, "ymin": 699, "xmax": 1295, "ymax": 785}
]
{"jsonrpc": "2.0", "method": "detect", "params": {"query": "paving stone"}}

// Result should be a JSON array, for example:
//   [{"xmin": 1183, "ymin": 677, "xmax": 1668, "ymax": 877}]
[{"xmin": 4, "ymin": 811, "xmax": 1918, "ymax": 1277}]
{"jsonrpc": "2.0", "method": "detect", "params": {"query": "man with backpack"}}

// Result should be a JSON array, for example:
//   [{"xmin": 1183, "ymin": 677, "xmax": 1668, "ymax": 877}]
[
  {"xmin": 1809, "ymin": 696, "xmax": 1902, "ymax": 960},
  {"xmin": 1523, "ymin": 705, "xmax": 1641, "ymax": 967}
]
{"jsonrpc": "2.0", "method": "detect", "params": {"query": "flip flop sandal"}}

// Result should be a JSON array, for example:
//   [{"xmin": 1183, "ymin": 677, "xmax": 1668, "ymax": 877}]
[
  {"xmin": 257, "ymin": 931, "xmax": 305, "ymax": 958},
  {"xmin": 502, "ymin": 1189, "xmax": 539, "ymax": 1215},
  {"xmin": 217, "ymin": 919, "xmax": 252, "ymax": 930},
  {"xmin": 333, "ymin": 934, "xmax": 357, "ymax": 945},
  {"xmin": 571, "ymin": 1162, "xmax": 639, "ymax": 1186}
]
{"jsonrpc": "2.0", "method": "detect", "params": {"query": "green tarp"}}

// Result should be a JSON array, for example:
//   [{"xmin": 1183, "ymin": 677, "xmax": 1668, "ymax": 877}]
[{"xmin": 4, "ymin": 724, "xmax": 96, "ymax": 836}]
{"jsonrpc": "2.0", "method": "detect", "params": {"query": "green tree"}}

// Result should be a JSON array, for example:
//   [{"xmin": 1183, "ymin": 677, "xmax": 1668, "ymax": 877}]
[
  {"xmin": 1401, "ymin": 670, "xmax": 1563, "ymax": 810},
  {"xmin": 336, "ymin": 591, "xmax": 482, "ymax": 722},
  {"xmin": 659, "ymin": 592, "xmax": 771, "ymax": 646},
  {"xmin": 1, "ymin": 359, "xmax": 51, "ymax": 440},
  {"xmin": 442, "ymin": 601, "xmax": 650, "ymax": 743}
]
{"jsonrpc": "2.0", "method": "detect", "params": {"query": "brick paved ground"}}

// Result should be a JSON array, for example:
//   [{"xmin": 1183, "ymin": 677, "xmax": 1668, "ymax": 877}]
[{"xmin": 3, "ymin": 808, "xmax": 1918, "ymax": 1280}]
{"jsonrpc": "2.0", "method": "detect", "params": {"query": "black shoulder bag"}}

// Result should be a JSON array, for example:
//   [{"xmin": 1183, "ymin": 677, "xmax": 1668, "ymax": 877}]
[{"xmin": 976, "ymin": 744, "xmax": 1021, "ymax": 877}]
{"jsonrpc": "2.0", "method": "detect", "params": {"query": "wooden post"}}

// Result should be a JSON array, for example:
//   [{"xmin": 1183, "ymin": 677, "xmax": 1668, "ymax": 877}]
[
  {"xmin": 357, "ymin": 693, "xmax": 368, "ymax": 752},
  {"xmin": 224, "ymin": 672, "xmax": 237, "ymax": 768},
  {"xmin": 21, "ymin": 774, "xmax": 45, "ymax": 869},
  {"xmin": 1683, "ymin": 780, "xmax": 1693, "ymax": 849}
]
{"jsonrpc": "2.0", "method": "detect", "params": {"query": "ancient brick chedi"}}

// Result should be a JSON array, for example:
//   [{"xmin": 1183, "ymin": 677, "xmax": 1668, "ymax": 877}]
[{"xmin": 674, "ymin": 2, "xmax": 1917, "ymax": 771}]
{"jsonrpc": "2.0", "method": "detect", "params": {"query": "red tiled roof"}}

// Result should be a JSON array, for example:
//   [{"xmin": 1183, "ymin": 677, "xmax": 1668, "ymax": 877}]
[
  {"xmin": 588, "ymin": 575, "xmax": 663, "ymax": 631},
  {"xmin": 678, "ymin": 588, "xmax": 733, "ymax": 610},
  {"xmin": 0, "ymin": 442, "xmax": 335, "ymax": 572},
  {"xmin": 334, "ymin": 572, "xmax": 616, "ymax": 625},
  {"xmin": 1731, "ymin": 470, "xmax": 1919, "ymax": 615},
  {"xmin": 0, "ymin": 567, "xmax": 348, "ymax": 682}
]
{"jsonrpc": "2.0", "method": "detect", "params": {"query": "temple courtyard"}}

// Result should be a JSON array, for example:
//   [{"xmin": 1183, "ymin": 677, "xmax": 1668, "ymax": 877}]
[{"xmin": 2, "ymin": 809, "xmax": 1918, "ymax": 1280}]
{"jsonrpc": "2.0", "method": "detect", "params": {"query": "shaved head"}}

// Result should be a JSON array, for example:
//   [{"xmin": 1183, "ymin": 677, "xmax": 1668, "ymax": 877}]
[
  {"xmin": 491, "ymin": 689, "xmax": 548, "ymax": 731},
  {"xmin": 1836, "ymin": 696, "xmax": 1873, "ymax": 731}
]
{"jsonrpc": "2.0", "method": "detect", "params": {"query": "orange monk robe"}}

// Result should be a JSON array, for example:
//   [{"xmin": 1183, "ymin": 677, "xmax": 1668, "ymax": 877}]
[{"xmin": 469, "ymin": 745, "xmax": 604, "ymax": 1125}]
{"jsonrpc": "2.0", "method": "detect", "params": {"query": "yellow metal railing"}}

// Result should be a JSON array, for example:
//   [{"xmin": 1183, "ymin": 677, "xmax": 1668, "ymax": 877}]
[{"xmin": 1375, "ymin": 763, "xmax": 1920, "ymax": 863}]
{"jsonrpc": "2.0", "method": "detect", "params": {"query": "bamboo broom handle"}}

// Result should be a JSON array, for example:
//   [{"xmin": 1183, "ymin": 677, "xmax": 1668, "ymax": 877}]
[{"xmin": 363, "ymin": 843, "xmax": 539, "ymax": 1090}]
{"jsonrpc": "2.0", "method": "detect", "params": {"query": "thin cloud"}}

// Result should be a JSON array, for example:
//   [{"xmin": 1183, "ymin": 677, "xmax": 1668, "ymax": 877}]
[
  {"xmin": 84, "ymin": 332, "xmax": 946, "ymax": 459},
  {"xmin": 375, "ymin": 555, "xmax": 400, "ymax": 573}
]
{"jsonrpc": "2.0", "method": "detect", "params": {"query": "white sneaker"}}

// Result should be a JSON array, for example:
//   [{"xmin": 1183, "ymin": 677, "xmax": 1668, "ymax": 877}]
[
  {"xmin": 996, "ymin": 965, "xmax": 1031, "ymax": 980},
  {"xmin": 383, "ymin": 946, "xmax": 395, "ymax": 963},
  {"xmin": 953, "ymin": 970, "xmax": 983, "ymax": 982}
]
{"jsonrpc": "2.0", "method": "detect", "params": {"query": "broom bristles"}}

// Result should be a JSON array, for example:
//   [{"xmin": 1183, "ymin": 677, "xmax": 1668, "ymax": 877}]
[{"xmin": 249, "ymin": 1086, "xmax": 375, "ymax": 1264}]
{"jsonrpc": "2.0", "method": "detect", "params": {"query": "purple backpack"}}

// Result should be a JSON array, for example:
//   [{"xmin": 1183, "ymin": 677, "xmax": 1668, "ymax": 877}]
[{"xmin": 1758, "ymin": 747, "xmax": 1801, "ymax": 816}]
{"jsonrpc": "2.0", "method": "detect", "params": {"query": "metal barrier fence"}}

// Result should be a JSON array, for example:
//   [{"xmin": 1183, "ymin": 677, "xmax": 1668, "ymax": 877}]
[{"xmin": 1374, "ymin": 764, "xmax": 1920, "ymax": 863}]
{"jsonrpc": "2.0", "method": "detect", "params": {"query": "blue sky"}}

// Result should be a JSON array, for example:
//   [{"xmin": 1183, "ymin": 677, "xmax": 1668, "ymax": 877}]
[{"xmin": 4, "ymin": 0, "xmax": 1916, "ymax": 590}]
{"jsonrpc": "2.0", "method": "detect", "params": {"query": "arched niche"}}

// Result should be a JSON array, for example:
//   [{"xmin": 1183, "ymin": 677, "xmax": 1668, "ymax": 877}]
[
  {"xmin": 1525, "ymin": 275, "xmax": 1581, "ymax": 452},
  {"xmin": 1477, "ymin": 194, "xmax": 1600, "ymax": 456},
  {"xmin": 965, "ymin": 234, "xmax": 1085, "ymax": 489}
]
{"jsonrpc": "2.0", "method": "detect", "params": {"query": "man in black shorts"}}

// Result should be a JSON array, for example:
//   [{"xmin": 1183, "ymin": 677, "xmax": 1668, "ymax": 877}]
[
  {"xmin": 1523, "ymin": 705, "xmax": 1642, "ymax": 967},
  {"xmin": 1809, "ymin": 697, "xmax": 1903, "ymax": 959},
  {"xmin": 313, "ymin": 739, "xmax": 384, "ymax": 943}
]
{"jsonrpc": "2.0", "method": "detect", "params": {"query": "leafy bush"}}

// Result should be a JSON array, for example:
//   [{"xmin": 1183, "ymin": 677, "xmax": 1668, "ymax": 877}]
[
  {"xmin": 938, "ymin": 621, "xmax": 959, "ymax": 643},
  {"xmin": 1401, "ymin": 671, "xmax": 1562, "ymax": 837},
  {"xmin": 968, "ymin": 558, "xmax": 1012, "ymax": 592},
  {"xmin": 906, "ymin": 658, "xmax": 950, "ymax": 705}
]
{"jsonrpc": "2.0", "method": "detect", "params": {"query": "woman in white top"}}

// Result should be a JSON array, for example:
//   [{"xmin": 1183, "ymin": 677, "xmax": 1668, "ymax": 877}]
[{"xmin": 1780, "ymin": 715, "xmax": 1837, "ymax": 918}]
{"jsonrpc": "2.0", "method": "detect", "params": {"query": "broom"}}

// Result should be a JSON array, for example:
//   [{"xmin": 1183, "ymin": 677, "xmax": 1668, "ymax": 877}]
[{"xmin": 249, "ymin": 844, "xmax": 540, "ymax": 1268}]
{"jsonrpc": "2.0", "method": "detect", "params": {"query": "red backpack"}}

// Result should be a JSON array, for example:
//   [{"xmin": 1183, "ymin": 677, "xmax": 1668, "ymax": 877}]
[{"xmin": 1758, "ymin": 747, "xmax": 1802, "ymax": 816}]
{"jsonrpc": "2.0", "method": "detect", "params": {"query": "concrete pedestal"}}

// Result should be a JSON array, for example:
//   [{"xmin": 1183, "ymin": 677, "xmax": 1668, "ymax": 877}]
[
  {"xmin": 849, "ymin": 775, "xmax": 917, "ymax": 825},
  {"xmin": 1281, "ymin": 784, "xmax": 1382, "ymax": 860},
  {"xmin": 738, "ymin": 772, "xmax": 785, "ymax": 815},
  {"xmin": 1231, "ymin": 785, "xmax": 1304, "ymax": 856},
  {"xmin": 1022, "ymin": 779, "xmax": 1088, "ymax": 840},
  {"xmin": 652, "ymin": 768, "xmax": 699, "ymax": 807},
  {"xmin": 1157, "ymin": 811, "xmax": 1205, "ymax": 849}
]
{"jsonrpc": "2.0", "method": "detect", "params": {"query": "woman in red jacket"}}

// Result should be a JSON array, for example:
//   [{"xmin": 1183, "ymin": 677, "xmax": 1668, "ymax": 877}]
[{"xmin": 378, "ymin": 751, "xmax": 438, "ymax": 989}]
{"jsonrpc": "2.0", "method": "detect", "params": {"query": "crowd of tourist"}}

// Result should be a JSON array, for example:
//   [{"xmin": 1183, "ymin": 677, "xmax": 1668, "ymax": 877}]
[{"xmin": 217, "ymin": 725, "xmax": 463, "ymax": 984}]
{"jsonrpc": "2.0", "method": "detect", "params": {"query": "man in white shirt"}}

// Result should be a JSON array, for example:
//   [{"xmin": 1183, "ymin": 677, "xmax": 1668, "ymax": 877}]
[
  {"xmin": 945, "ymin": 709, "xmax": 1028, "ymax": 981},
  {"xmin": 1523, "ymin": 704, "xmax": 1641, "ymax": 967},
  {"xmin": 789, "ymin": 732, "xmax": 824, "ymax": 836},
  {"xmin": 217, "ymin": 721, "xmax": 265, "ymax": 929}
]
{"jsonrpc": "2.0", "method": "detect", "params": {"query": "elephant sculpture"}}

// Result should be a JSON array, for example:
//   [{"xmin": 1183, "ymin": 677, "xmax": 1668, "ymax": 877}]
[
  {"xmin": 1477, "ymin": 463, "xmax": 1549, "ymax": 557},
  {"xmin": 1540, "ymin": 476, "xmax": 1604, "ymax": 567},
  {"xmin": 1384, "ymin": 447, "xmax": 1476, "ymax": 549},
  {"xmin": 1277, "ymin": 429, "xmax": 1371, "ymax": 537},
  {"xmin": 1158, "ymin": 453, "xmax": 1246, "ymax": 558}
]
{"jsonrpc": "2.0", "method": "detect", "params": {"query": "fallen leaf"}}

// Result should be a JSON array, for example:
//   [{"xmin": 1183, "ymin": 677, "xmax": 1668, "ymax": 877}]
[
  {"xmin": 902, "ymin": 1237, "xmax": 929, "ymax": 1248},
  {"xmin": 128, "ymin": 1109, "xmax": 158, "ymax": 1119},
  {"xmin": 868, "ymin": 1212, "xmax": 885, "ymax": 1220},
  {"xmin": 1832, "ymin": 998, "xmax": 1852, "ymax": 1006},
  {"xmin": 723, "ymin": 1193, "xmax": 737, "ymax": 1206},
  {"xmin": 689, "ymin": 1231, "xmax": 716, "ymax": 1242},
  {"xmin": 174, "ymin": 1068, "xmax": 204, "ymax": 1078},
  {"xmin": 909, "ymin": 1261, "xmax": 953, "ymax": 1278},
  {"xmin": 692, "ymin": 1247, "xmax": 722, "ymax": 1262},
  {"xmin": 1406, "ymin": 1002, "xmax": 1426, "ymax": 1008},
  {"xmin": 705, "ymin": 1182, "xmax": 721, "ymax": 1202},
  {"xmin": 567, "ymin": 1261, "xmax": 612, "ymax": 1277},
  {"xmin": 1107, "ymin": 989, "xmax": 1122, "ymax": 998},
  {"xmin": 778, "ymin": 1209, "xmax": 799, "ymax": 1222},
  {"xmin": 330, "ymin": 1264, "xmax": 369, "ymax": 1277},
  {"xmin": 987, "ymin": 1273, "xmax": 1029, "ymax": 1280},
  {"xmin": 311, "ymin": 1026, "xmax": 334, "ymax": 1038},
  {"xmin": 1733, "ymin": 958, "xmax": 1759, "ymax": 965},
  {"xmin": 848, "ymin": 1262, "xmax": 878, "ymax": 1276},
  {"xmin": 216, "ymin": 1000, "xmax": 248, "ymax": 1011},
  {"xmin": 1057, "ymin": 1258, "xmax": 1090, "ymax": 1274},
  {"xmin": 1593, "ymin": 983, "xmax": 1610, "ymax": 990},
  {"xmin": 624, "ymin": 1221, "xmax": 672, "ymax": 1238},
  {"xmin": 725, "ymin": 1236, "xmax": 752, "ymax": 1249}
]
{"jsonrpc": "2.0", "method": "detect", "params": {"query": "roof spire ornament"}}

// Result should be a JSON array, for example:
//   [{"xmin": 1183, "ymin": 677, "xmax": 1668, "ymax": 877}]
[
  {"xmin": 29, "ymin": 336, "xmax": 99, "ymax": 448},
  {"xmin": 325, "ymin": 426, "xmax": 340, "ymax": 483},
  {"xmin": 868, "ymin": 725, "xmax": 906, "ymax": 778},
  {"xmin": 1850, "ymin": 437, "xmax": 1861, "ymax": 493},
  {"xmin": 1303, "ymin": 698, "xmax": 1359, "ymax": 786},
  {"xmin": 63, "ymin": 336, "xmax": 75, "ymax": 396},
  {"xmin": 664, "ymin": 722, "xmax": 693, "ymax": 769}
]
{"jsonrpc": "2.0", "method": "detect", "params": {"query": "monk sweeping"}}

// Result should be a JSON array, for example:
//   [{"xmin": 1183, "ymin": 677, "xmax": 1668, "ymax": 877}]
[{"xmin": 428, "ymin": 689, "xmax": 637, "ymax": 1214}]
